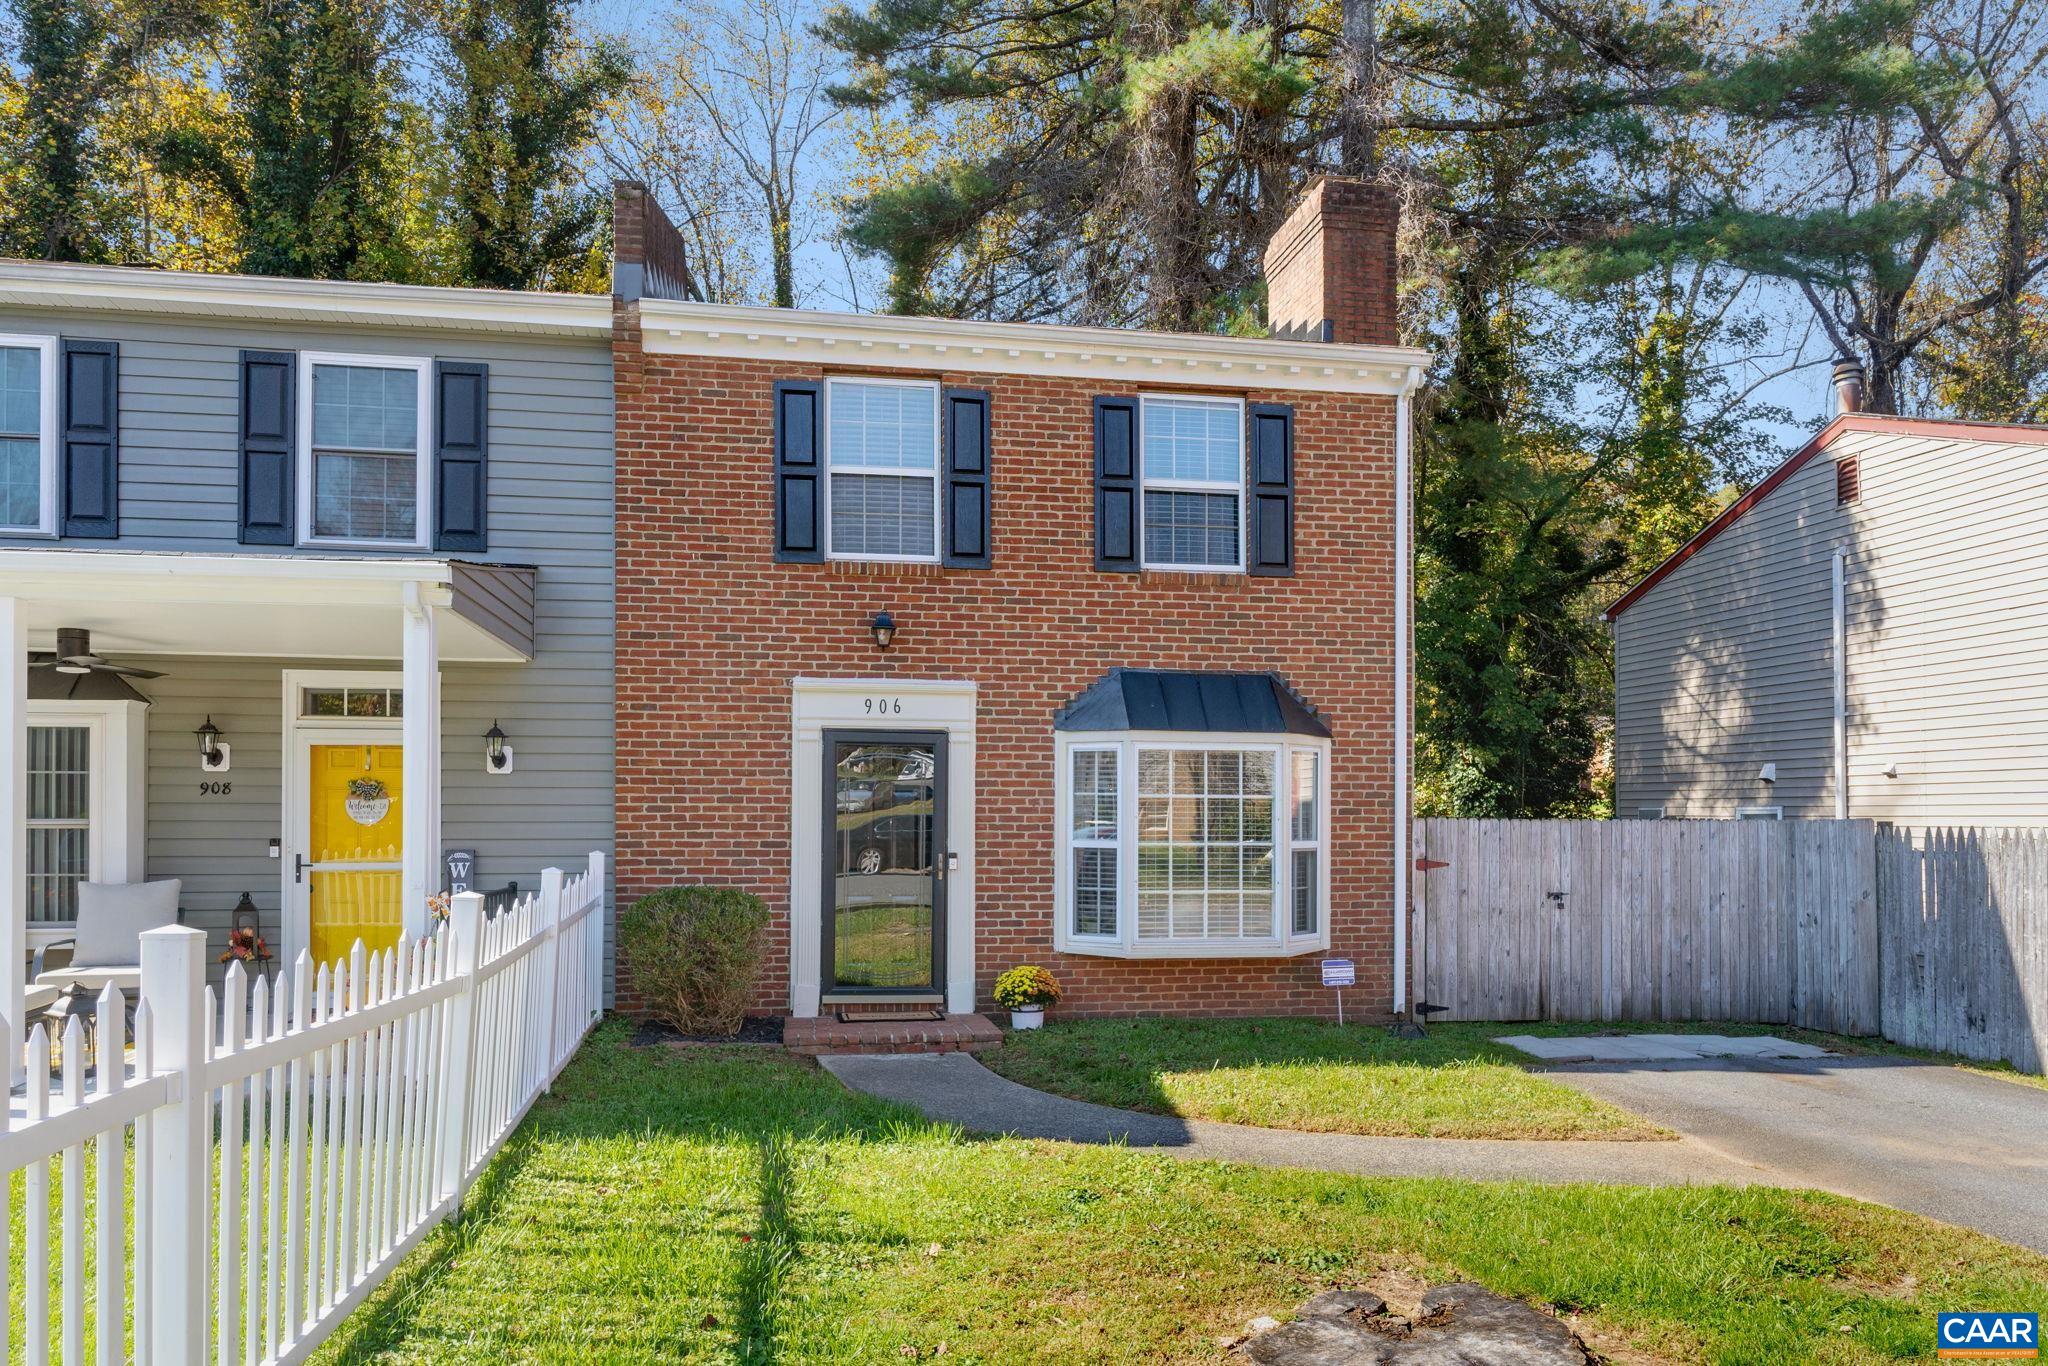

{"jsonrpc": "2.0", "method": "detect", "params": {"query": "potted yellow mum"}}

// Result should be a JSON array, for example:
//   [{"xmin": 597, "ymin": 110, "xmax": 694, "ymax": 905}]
[{"xmin": 993, "ymin": 965, "xmax": 1062, "ymax": 1030}]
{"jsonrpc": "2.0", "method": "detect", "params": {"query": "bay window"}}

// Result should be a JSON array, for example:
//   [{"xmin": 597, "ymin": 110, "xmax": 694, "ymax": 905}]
[{"xmin": 1058, "ymin": 735, "xmax": 1329, "ymax": 956}]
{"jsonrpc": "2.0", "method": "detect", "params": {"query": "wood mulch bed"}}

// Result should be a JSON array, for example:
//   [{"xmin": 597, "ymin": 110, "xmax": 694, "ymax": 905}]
[{"xmin": 626, "ymin": 1016, "xmax": 786, "ymax": 1047}]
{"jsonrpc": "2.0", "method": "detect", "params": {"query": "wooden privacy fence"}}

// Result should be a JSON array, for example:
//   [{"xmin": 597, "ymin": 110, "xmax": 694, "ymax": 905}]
[
  {"xmin": 1879, "ymin": 826, "xmax": 2046, "ymax": 1074},
  {"xmin": 1416, "ymin": 820, "xmax": 2048, "ymax": 1074},
  {"xmin": 0, "ymin": 853, "xmax": 606, "ymax": 1364},
  {"xmin": 1413, "ymin": 819, "xmax": 1881, "ymax": 1036}
]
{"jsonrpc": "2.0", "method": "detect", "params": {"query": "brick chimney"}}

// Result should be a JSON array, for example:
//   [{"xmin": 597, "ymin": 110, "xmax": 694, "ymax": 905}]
[
  {"xmin": 612, "ymin": 181, "xmax": 696, "ymax": 303},
  {"xmin": 1263, "ymin": 176, "xmax": 1400, "ymax": 346}
]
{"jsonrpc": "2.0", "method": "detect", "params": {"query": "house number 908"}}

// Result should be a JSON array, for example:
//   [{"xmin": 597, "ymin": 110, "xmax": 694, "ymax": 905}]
[
  {"xmin": 863, "ymin": 698, "xmax": 901, "ymax": 715},
  {"xmin": 199, "ymin": 780, "xmax": 232, "ymax": 796}
]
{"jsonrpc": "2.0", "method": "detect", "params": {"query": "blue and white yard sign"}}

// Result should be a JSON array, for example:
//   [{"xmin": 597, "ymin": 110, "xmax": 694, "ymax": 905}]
[
  {"xmin": 1320, "ymin": 958, "xmax": 1355, "ymax": 988},
  {"xmin": 1938, "ymin": 1312, "xmax": 2038, "ymax": 1359}
]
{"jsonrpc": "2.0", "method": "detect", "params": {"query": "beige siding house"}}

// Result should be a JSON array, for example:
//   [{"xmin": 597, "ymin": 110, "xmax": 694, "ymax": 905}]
[{"xmin": 1610, "ymin": 403, "xmax": 2048, "ymax": 826}]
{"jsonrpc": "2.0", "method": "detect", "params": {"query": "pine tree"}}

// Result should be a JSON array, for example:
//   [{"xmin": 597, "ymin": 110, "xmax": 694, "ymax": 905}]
[{"xmin": 439, "ymin": 0, "xmax": 630, "ymax": 291}]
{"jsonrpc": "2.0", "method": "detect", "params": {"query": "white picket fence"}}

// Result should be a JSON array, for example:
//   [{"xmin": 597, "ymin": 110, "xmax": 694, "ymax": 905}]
[{"xmin": 1, "ymin": 852, "xmax": 606, "ymax": 1364}]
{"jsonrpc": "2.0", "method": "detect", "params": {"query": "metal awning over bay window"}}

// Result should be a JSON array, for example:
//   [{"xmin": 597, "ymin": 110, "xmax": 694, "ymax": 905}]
[
  {"xmin": 0, "ymin": 549, "xmax": 536, "ymax": 1051},
  {"xmin": 1053, "ymin": 670, "xmax": 1331, "ymax": 959}
]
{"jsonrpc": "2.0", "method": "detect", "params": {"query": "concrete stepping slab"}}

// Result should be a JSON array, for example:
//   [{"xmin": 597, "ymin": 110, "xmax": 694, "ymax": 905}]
[{"xmin": 1493, "ymin": 1033, "xmax": 1836, "ymax": 1063}]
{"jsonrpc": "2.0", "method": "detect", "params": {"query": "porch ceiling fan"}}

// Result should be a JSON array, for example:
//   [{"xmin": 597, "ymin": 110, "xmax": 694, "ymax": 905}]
[{"xmin": 31, "ymin": 627, "xmax": 164, "ymax": 680}]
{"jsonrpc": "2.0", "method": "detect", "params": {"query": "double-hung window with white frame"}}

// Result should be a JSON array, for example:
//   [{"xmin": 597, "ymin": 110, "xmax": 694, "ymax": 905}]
[
  {"xmin": 825, "ymin": 376, "xmax": 941, "ymax": 563},
  {"xmin": 19, "ymin": 697, "xmax": 145, "ymax": 937},
  {"xmin": 1139, "ymin": 393, "xmax": 1244, "ymax": 572},
  {"xmin": 1057, "ymin": 734, "xmax": 1330, "ymax": 957},
  {"xmin": 0, "ymin": 333, "xmax": 59, "ymax": 536},
  {"xmin": 298, "ymin": 351, "xmax": 432, "ymax": 548},
  {"xmin": 26, "ymin": 719, "xmax": 94, "ymax": 924}
]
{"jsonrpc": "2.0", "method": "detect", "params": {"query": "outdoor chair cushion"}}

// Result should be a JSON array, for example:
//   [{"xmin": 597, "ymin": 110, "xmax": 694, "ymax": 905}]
[
  {"xmin": 70, "ymin": 880, "xmax": 182, "ymax": 969},
  {"xmin": 33, "ymin": 966, "xmax": 143, "ymax": 995}
]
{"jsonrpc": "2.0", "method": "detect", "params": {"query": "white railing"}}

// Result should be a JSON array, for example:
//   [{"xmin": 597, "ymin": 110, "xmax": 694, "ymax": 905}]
[{"xmin": 2, "ymin": 851, "xmax": 606, "ymax": 1364}]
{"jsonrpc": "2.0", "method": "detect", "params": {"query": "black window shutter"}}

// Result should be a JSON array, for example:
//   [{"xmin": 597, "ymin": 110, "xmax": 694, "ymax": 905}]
[
  {"xmin": 941, "ymin": 387, "xmax": 991, "ymax": 568},
  {"xmin": 1246, "ymin": 402, "xmax": 1295, "ymax": 576},
  {"xmin": 1094, "ymin": 396, "xmax": 1139, "ymax": 572},
  {"xmin": 774, "ymin": 380, "xmax": 824, "ymax": 562},
  {"xmin": 60, "ymin": 339, "xmax": 119, "ymax": 538},
  {"xmin": 238, "ymin": 350, "xmax": 296, "ymax": 545},
  {"xmin": 434, "ymin": 360, "xmax": 489, "ymax": 552}
]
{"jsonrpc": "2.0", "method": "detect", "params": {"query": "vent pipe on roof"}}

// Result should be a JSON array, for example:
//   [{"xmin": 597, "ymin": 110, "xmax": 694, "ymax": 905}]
[{"xmin": 1831, "ymin": 358, "xmax": 1866, "ymax": 415}]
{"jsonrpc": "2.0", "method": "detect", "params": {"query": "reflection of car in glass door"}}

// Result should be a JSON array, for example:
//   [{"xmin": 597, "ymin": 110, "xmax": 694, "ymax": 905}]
[
  {"xmin": 828, "ymin": 734, "xmax": 946, "ymax": 992},
  {"xmin": 856, "ymin": 809, "xmax": 931, "ymax": 871}
]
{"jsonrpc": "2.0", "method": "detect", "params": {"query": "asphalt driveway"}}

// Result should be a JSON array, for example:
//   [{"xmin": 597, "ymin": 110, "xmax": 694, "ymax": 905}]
[{"xmin": 1548, "ymin": 1053, "xmax": 2048, "ymax": 1253}]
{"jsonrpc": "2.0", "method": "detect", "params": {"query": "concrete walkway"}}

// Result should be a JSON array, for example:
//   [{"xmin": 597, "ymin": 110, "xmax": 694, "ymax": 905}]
[
  {"xmin": 1551, "ymin": 1054, "xmax": 2048, "ymax": 1253},
  {"xmin": 818, "ymin": 1053, "xmax": 1782, "ymax": 1188}
]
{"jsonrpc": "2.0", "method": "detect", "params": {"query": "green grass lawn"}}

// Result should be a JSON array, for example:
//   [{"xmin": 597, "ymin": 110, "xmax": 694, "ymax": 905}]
[
  {"xmin": 980, "ymin": 1016, "xmax": 1673, "ymax": 1139},
  {"xmin": 831, "ymin": 903, "xmax": 933, "ymax": 988},
  {"xmin": 315, "ymin": 1022, "xmax": 2048, "ymax": 1364},
  {"xmin": 979, "ymin": 1015, "xmax": 2048, "ymax": 1140}
]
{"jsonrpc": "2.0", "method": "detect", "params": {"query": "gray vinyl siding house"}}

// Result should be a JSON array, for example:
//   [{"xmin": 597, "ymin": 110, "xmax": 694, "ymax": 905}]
[
  {"xmin": 1611, "ymin": 412, "xmax": 2048, "ymax": 826},
  {"xmin": 0, "ymin": 263, "xmax": 615, "ymax": 988}
]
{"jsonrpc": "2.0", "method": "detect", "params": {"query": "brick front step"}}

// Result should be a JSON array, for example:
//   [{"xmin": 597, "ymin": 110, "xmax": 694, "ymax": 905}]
[{"xmin": 784, "ymin": 1012, "xmax": 1003, "ymax": 1056}]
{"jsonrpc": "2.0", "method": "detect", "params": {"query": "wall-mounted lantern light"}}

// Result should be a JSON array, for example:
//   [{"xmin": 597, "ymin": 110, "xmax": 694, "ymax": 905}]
[
  {"xmin": 196, "ymin": 716, "xmax": 231, "ymax": 773},
  {"xmin": 869, "ymin": 611, "xmax": 897, "ymax": 650},
  {"xmin": 484, "ymin": 720, "xmax": 514, "ymax": 774}
]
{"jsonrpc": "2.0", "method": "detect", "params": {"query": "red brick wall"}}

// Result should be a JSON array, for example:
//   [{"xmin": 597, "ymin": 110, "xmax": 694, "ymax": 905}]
[
  {"xmin": 612, "ymin": 182, "xmax": 697, "ymax": 303},
  {"xmin": 1264, "ymin": 177, "xmax": 1400, "ymax": 347},
  {"xmin": 613, "ymin": 314, "xmax": 1402, "ymax": 1019}
]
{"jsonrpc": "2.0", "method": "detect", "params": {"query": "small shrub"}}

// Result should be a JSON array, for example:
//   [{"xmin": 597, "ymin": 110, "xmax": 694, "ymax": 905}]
[
  {"xmin": 618, "ymin": 886, "xmax": 770, "ymax": 1036},
  {"xmin": 993, "ymin": 965, "xmax": 1063, "ymax": 1010}
]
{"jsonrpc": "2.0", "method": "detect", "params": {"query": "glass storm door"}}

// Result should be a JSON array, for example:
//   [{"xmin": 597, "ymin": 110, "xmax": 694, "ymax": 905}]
[
  {"xmin": 825, "ymin": 732, "xmax": 946, "ymax": 993},
  {"xmin": 305, "ymin": 743, "xmax": 405, "ymax": 965}
]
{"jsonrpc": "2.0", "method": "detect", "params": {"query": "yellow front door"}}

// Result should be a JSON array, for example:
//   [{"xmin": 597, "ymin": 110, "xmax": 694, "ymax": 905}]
[{"xmin": 307, "ymin": 744, "xmax": 405, "ymax": 965}]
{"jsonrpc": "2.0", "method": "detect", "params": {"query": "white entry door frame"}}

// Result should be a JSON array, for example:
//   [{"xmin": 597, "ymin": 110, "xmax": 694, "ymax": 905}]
[
  {"xmin": 280, "ymin": 668, "xmax": 412, "ymax": 966},
  {"xmin": 790, "ymin": 678, "xmax": 976, "ymax": 1017}
]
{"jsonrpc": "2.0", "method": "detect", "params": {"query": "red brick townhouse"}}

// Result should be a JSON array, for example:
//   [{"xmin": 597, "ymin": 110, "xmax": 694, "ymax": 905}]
[{"xmin": 610, "ymin": 177, "xmax": 1428, "ymax": 1021}]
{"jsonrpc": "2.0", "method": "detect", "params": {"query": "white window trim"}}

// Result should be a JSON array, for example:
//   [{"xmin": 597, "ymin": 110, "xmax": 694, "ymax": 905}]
[
  {"xmin": 789, "ymin": 677, "xmax": 977, "ymax": 1017},
  {"xmin": 822, "ymin": 375, "xmax": 942, "ymax": 565},
  {"xmin": 23, "ymin": 697, "xmax": 149, "ymax": 939},
  {"xmin": 1286, "ymin": 748, "xmax": 1322, "ymax": 936},
  {"xmin": 1137, "ymin": 392, "xmax": 1247, "ymax": 575},
  {"xmin": 0, "ymin": 333, "xmax": 61, "ymax": 538},
  {"xmin": 1736, "ymin": 805, "xmax": 1784, "ymax": 820},
  {"xmin": 1054, "ymin": 730, "xmax": 1330, "ymax": 959},
  {"xmin": 297, "ymin": 350, "xmax": 433, "ymax": 550},
  {"xmin": 1636, "ymin": 806, "xmax": 1666, "ymax": 820},
  {"xmin": 280, "ymin": 668, "xmax": 411, "ymax": 966}
]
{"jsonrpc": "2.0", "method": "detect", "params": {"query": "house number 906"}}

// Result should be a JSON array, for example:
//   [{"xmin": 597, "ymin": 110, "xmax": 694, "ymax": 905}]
[{"xmin": 863, "ymin": 698, "xmax": 901, "ymax": 715}]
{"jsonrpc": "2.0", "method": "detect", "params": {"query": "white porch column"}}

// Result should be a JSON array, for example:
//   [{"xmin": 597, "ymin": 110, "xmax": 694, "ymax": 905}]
[
  {"xmin": 1, "ymin": 596, "xmax": 24, "ymax": 1071},
  {"xmin": 400, "ymin": 583, "xmax": 443, "ymax": 942}
]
